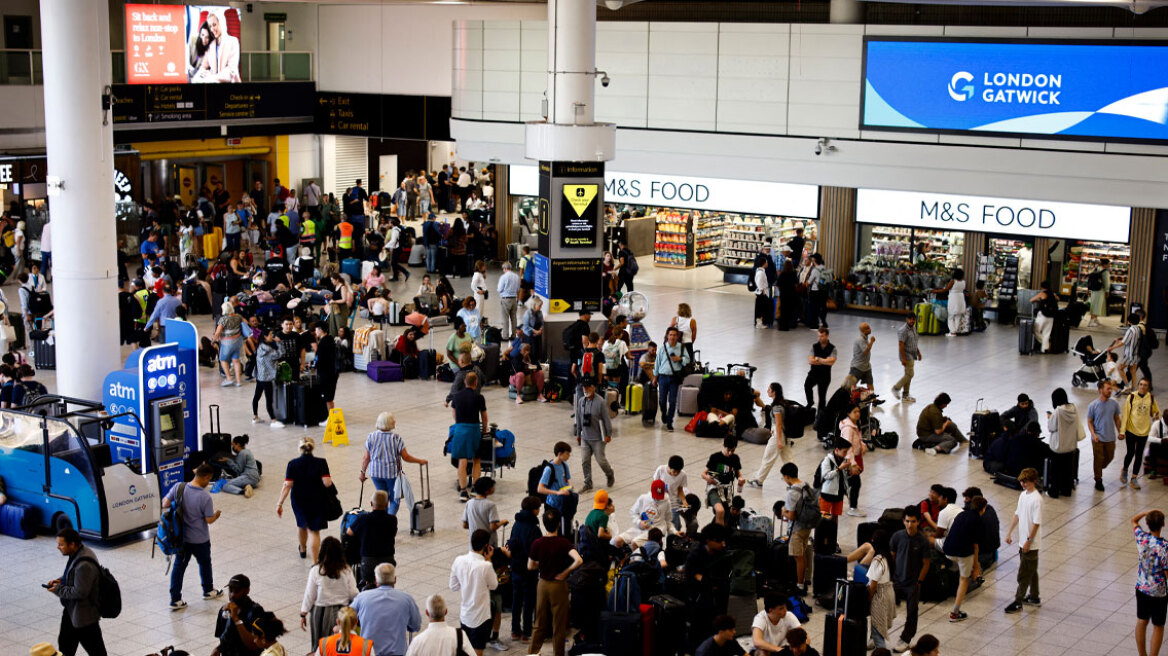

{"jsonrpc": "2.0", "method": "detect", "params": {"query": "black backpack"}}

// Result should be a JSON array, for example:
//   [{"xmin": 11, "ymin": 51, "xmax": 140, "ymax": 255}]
[
  {"xmin": 1086, "ymin": 271, "xmax": 1104, "ymax": 292},
  {"xmin": 1141, "ymin": 325, "xmax": 1160, "ymax": 359},
  {"xmin": 527, "ymin": 460, "xmax": 554, "ymax": 500},
  {"xmin": 76, "ymin": 557, "xmax": 122, "ymax": 618}
]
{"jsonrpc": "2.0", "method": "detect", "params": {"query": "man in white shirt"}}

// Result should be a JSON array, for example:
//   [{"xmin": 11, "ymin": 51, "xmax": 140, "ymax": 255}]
[
  {"xmin": 751, "ymin": 594, "xmax": 802, "ymax": 654},
  {"xmin": 929, "ymin": 487, "xmax": 962, "ymax": 552},
  {"xmin": 615, "ymin": 480, "xmax": 678, "ymax": 547},
  {"xmin": 1004, "ymin": 467, "xmax": 1042, "ymax": 614},
  {"xmin": 406, "ymin": 594, "xmax": 476, "ymax": 656},
  {"xmin": 303, "ymin": 180, "xmax": 322, "ymax": 220},
  {"xmin": 652, "ymin": 456, "xmax": 690, "ymax": 531},
  {"xmin": 449, "ymin": 529, "xmax": 500, "ymax": 656},
  {"xmin": 497, "ymin": 262, "xmax": 521, "ymax": 339}
]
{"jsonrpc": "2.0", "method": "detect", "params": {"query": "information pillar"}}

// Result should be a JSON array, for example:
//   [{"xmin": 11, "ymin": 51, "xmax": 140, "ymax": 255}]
[{"xmin": 534, "ymin": 161, "xmax": 606, "ymax": 315}]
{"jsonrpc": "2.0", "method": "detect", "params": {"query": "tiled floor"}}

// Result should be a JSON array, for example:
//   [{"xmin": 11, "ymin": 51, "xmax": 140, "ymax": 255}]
[{"xmin": 2, "ymin": 262, "xmax": 1162, "ymax": 656}]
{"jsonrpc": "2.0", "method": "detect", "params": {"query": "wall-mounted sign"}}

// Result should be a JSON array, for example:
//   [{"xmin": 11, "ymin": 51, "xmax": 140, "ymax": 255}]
[
  {"xmin": 862, "ymin": 37, "xmax": 1168, "ymax": 142},
  {"xmin": 112, "ymin": 82, "xmax": 315, "ymax": 125},
  {"xmin": 0, "ymin": 164, "xmax": 12, "ymax": 184},
  {"xmin": 856, "ymin": 188, "xmax": 1131, "ymax": 242},
  {"xmin": 125, "ymin": 4, "xmax": 243, "ymax": 85},
  {"xmin": 510, "ymin": 166, "xmax": 819, "ymax": 218}
]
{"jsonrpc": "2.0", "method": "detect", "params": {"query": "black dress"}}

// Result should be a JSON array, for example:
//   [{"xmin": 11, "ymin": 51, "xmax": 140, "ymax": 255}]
[{"xmin": 285, "ymin": 454, "xmax": 331, "ymax": 530}]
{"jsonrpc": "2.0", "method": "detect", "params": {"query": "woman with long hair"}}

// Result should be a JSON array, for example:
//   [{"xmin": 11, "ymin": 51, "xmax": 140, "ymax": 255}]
[
  {"xmin": 277, "ymin": 437, "xmax": 334, "ymax": 561},
  {"xmin": 839, "ymin": 404, "xmax": 866, "ymax": 517},
  {"xmin": 187, "ymin": 22, "xmax": 212, "ymax": 80},
  {"xmin": 847, "ymin": 530, "xmax": 896, "ymax": 649},
  {"xmin": 457, "ymin": 296, "xmax": 483, "ymax": 341},
  {"xmin": 300, "ymin": 536, "xmax": 359, "ymax": 651},
  {"xmin": 747, "ymin": 383, "xmax": 790, "ymax": 488},
  {"xmin": 668, "ymin": 302, "xmax": 698, "ymax": 361},
  {"xmin": 315, "ymin": 606, "xmax": 372, "ymax": 656}
]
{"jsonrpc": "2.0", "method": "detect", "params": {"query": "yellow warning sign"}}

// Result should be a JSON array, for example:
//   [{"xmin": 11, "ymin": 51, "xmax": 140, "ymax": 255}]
[
  {"xmin": 323, "ymin": 408, "xmax": 349, "ymax": 446},
  {"xmin": 549, "ymin": 299, "xmax": 572, "ymax": 313},
  {"xmin": 562, "ymin": 184, "xmax": 598, "ymax": 217}
]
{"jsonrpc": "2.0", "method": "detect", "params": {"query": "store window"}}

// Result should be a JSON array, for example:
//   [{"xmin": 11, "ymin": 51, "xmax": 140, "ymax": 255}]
[
  {"xmin": 851, "ymin": 225, "xmax": 964, "ymax": 311},
  {"xmin": 1062, "ymin": 240, "xmax": 1130, "ymax": 315}
]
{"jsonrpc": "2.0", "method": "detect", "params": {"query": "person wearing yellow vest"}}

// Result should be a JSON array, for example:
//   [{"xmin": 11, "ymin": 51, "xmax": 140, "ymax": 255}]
[
  {"xmin": 337, "ymin": 216, "xmax": 354, "ymax": 262},
  {"xmin": 300, "ymin": 217, "xmax": 317, "ymax": 251},
  {"xmin": 317, "ymin": 607, "xmax": 372, "ymax": 656},
  {"xmin": 1120, "ymin": 378, "xmax": 1161, "ymax": 490}
]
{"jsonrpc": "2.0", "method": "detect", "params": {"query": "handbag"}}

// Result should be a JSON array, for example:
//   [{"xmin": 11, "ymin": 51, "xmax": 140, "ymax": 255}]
[
  {"xmin": 1, "ymin": 322, "xmax": 15, "ymax": 343},
  {"xmin": 324, "ymin": 483, "xmax": 344, "ymax": 521}
]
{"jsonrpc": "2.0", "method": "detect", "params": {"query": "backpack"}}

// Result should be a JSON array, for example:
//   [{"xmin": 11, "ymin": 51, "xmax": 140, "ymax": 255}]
[
  {"xmin": 812, "ymin": 456, "xmax": 832, "ymax": 491},
  {"xmin": 542, "ymin": 381, "xmax": 563, "ymax": 403},
  {"xmin": 562, "ymin": 322, "xmax": 585, "ymax": 352},
  {"xmin": 276, "ymin": 361, "xmax": 294, "ymax": 384},
  {"xmin": 1141, "ymin": 325, "xmax": 1160, "ymax": 359},
  {"xmin": 580, "ymin": 351, "xmax": 601, "ymax": 380},
  {"xmin": 154, "ymin": 483, "xmax": 186, "ymax": 559},
  {"xmin": 576, "ymin": 524, "xmax": 603, "ymax": 563},
  {"xmin": 1086, "ymin": 271, "xmax": 1103, "ymax": 292},
  {"xmin": 522, "ymin": 256, "xmax": 535, "ymax": 283},
  {"xmin": 607, "ymin": 566, "xmax": 643, "ymax": 613},
  {"xmin": 76, "ymin": 557, "xmax": 122, "ymax": 619},
  {"xmin": 622, "ymin": 250, "xmax": 638, "ymax": 276},
  {"xmin": 527, "ymin": 460, "xmax": 554, "ymax": 501},
  {"xmin": 794, "ymin": 483, "xmax": 822, "ymax": 529},
  {"xmin": 399, "ymin": 227, "xmax": 415, "ymax": 250}
]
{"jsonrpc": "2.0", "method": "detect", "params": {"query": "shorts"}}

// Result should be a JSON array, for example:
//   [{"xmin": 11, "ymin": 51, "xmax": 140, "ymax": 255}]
[
  {"xmin": 318, "ymin": 376, "xmax": 337, "ymax": 403},
  {"xmin": 218, "ymin": 336, "xmax": 242, "ymax": 362},
  {"xmin": 449, "ymin": 423, "xmax": 481, "ymax": 460},
  {"xmin": 464, "ymin": 617, "xmax": 492, "ymax": 649},
  {"xmin": 848, "ymin": 367, "xmax": 874, "ymax": 388},
  {"xmin": 789, "ymin": 528, "xmax": 813, "ymax": 557},
  {"xmin": 947, "ymin": 553, "xmax": 975, "ymax": 578},
  {"xmin": 819, "ymin": 496, "xmax": 844, "ymax": 517},
  {"xmin": 706, "ymin": 486, "xmax": 732, "ymax": 509},
  {"xmin": 1137, "ymin": 590, "xmax": 1168, "ymax": 626}
]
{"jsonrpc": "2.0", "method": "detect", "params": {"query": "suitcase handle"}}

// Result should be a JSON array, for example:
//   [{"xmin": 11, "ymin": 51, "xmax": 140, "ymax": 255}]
[
  {"xmin": 975, "ymin": 397, "xmax": 986, "ymax": 413},
  {"xmin": 208, "ymin": 404, "xmax": 221, "ymax": 435},
  {"xmin": 418, "ymin": 462, "xmax": 430, "ymax": 503}
]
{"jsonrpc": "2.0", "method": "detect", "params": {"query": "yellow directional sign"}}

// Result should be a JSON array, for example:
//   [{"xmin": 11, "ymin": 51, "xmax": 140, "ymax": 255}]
[
  {"xmin": 562, "ymin": 184, "xmax": 598, "ymax": 217},
  {"xmin": 549, "ymin": 299, "xmax": 572, "ymax": 313}
]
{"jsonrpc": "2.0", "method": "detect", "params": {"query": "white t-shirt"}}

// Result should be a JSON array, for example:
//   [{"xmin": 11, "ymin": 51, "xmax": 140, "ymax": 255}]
[
  {"xmin": 751, "ymin": 609, "xmax": 801, "ymax": 648},
  {"xmin": 933, "ymin": 503, "xmax": 962, "ymax": 550},
  {"xmin": 652, "ymin": 465, "xmax": 690, "ymax": 510},
  {"xmin": 867, "ymin": 554, "xmax": 891, "ymax": 585},
  {"xmin": 1015, "ymin": 489, "xmax": 1043, "ymax": 551}
]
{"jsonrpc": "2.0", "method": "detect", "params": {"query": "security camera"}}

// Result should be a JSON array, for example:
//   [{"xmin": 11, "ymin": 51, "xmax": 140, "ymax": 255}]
[
  {"xmin": 601, "ymin": 74, "xmax": 611, "ymax": 88},
  {"xmin": 815, "ymin": 137, "xmax": 836, "ymax": 156},
  {"xmin": 814, "ymin": 141, "xmax": 824, "ymax": 156},
  {"xmin": 604, "ymin": 0, "xmax": 623, "ymax": 10}
]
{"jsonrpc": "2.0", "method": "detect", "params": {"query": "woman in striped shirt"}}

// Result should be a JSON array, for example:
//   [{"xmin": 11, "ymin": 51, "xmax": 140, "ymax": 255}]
[{"xmin": 359, "ymin": 412, "xmax": 428, "ymax": 514}]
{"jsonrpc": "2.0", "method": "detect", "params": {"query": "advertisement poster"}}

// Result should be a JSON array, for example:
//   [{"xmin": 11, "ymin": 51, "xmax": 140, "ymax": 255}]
[
  {"xmin": 126, "ymin": 4, "xmax": 241, "ymax": 85},
  {"xmin": 863, "ymin": 38, "xmax": 1168, "ymax": 141},
  {"xmin": 560, "ymin": 183, "xmax": 599, "ymax": 248}
]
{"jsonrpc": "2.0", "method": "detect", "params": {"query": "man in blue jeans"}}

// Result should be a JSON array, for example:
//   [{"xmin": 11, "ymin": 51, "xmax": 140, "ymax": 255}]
[
  {"xmin": 422, "ymin": 213, "xmax": 443, "ymax": 274},
  {"xmin": 163, "ymin": 463, "xmax": 223, "ymax": 610},
  {"xmin": 655, "ymin": 327, "xmax": 691, "ymax": 432}
]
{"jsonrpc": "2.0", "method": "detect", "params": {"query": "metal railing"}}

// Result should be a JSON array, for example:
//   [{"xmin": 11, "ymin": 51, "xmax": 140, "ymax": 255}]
[{"xmin": 0, "ymin": 49, "xmax": 311, "ymax": 84}]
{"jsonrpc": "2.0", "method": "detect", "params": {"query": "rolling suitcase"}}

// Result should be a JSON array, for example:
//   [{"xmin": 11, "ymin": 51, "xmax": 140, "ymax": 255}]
[
  {"xmin": 606, "ymin": 388, "xmax": 620, "ymax": 419},
  {"xmin": 625, "ymin": 382, "xmax": 643, "ymax": 414},
  {"xmin": 203, "ymin": 228, "xmax": 222, "ymax": 260},
  {"xmin": 1049, "ymin": 316, "xmax": 1070, "ymax": 354},
  {"xmin": 367, "ymin": 360, "xmax": 404, "ymax": 383},
  {"xmin": 340, "ymin": 481, "xmax": 366, "ymax": 568},
  {"xmin": 855, "ymin": 521, "xmax": 882, "ymax": 549},
  {"xmin": 834, "ymin": 578, "xmax": 870, "ymax": 620},
  {"xmin": 31, "ymin": 318, "xmax": 55, "ymax": 370},
  {"xmin": 201, "ymin": 404, "xmax": 232, "ymax": 456},
  {"xmin": 725, "ymin": 594, "xmax": 757, "ymax": 636},
  {"xmin": 1018, "ymin": 318, "xmax": 1036, "ymax": 355},
  {"xmin": 292, "ymin": 382, "xmax": 327, "ymax": 427},
  {"xmin": 479, "ymin": 343, "xmax": 500, "ymax": 385},
  {"xmin": 813, "ymin": 554, "xmax": 846, "ymax": 597},
  {"xmin": 341, "ymin": 257, "xmax": 361, "ymax": 281},
  {"xmin": 823, "ymin": 580, "xmax": 867, "ymax": 656},
  {"xmin": 410, "ymin": 463, "xmax": 435, "ymax": 535},
  {"xmin": 599, "ymin": 611, "xmax": 642, "ymax": 656},
  {"xmin": 649, "ymin": 594, "xmax": 687, "ymax": 656},
  {"xmin": 418, "ymin": 349, "xmax": 437, "ymax": 380},
  {"xmin": 0, "ymin": 502, "xmax": 37, "ymax": 539},
  {"xmin": 814, "ymin": 517, "xmax": 838, "ymax": 555},
  {"xmin": 969, "ymin": 398, "xmax": 1002, "ymax": 459},
  {"xmin": 914, "ymin": 301, "xmax": 938, "ymax": 335},
  {"xmin": 677, "ymin": 386, "xmax": 700, "ymax": 417},
  {"xmin": 642, "ymin": 385, "xmax": 658, "ymax": 426}
]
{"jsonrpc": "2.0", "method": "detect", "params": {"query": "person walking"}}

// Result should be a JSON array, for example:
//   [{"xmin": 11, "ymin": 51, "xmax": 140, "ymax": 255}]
[
  {"xmin": 315, "ymin": 606, "xmax": 372, "ymax": 656},
  {"xmin": 1046, "ymin": 388, "xmax": 1085, "ymax": 498},
  {"xmin": 1030, "ymin": 282, "xmax": 1059, "ymax": 353},
  {"xmin": 941, "ymin": 497, "xmax": 986, "ymax": 623},
  {"xmin": 47, "ymin": 529, "xmax": 107, "ymax": 656},
  {"xmin": 164, "ymin": 464, "xmax": 223, "ymax": 611},
  {"xmin": 359, "ymin": 412, "xmax": 427, "ymax": 515},
  {"xmin": 497, "ymin": 262, "xmax": 520, "ymax": 340},
  {"xmin": 616, "ymin": 240, "xmax": 637, "ymax": 293},
  {"xmin": 839, "ymin": 405, "xmax": 866, "ymax": 516},
  {"xmin": 1086, "ymin": 259, "xmax": 1110, "ymax": 327},
  {"xmin": 753, "ymin": 262, "xmax": 773, "ymax": 329},
  {"xmin": 300, "ymin": 537, "xmax": 360, "ymax": 652},
  {"xmin": 506, "ymin": 496, "xmax": 543, "ymax": 642},
  {"xmin": 1132, "ymin": 510, "xmax": 1168, "ymax": 656},
  {"xmin": 655, "ymin": 327, "xmax": 691, "ymax": 431},
  {"xmin": 526, "ymin": 508, "xmax": 583, "ymax": 656},
  {"xmin": 804, "ymin": 328, "xmax": 837, "ymax": 413},
  {"xmin": 450, "ymin": 372, "xmax": 489, "ymax": 502},
  {"xmin": 1004, "ymin": 467, "xmax": 1043, "ymax": 614},
  {"xmin": 470, "ymin": 259, "xmax": 488, "ymax": 310},
  {"xmin": 1087, "ymin": 380, "xmax": 1123, "ymax": 491},
  {"xmin": 849, "ymin": 323, "xmax": 875, "ymax": 390},
  {"xmin": 1122, "ymin": 379, "xmax": 1161, "ymax": 490},
  {"xmin": 405, "ymin": 595, "xmax": 476, "ymax": 656},
  {"xmin": 449, "ymin": 529, "xmax": 500, "ymax": 656},
  {"xmin": 575, "ymin": 378, "xmax": 615, "ymax": 492},
  {"xmin": 277, "ymin": 437, "xmax": 334, "ymax": 562},
  {"xmin": 892, "ymin": 314, "xmax": 921, "ymax": 403},
  {"xmin": 890, "ymin": 506, "xmax": 929, "ymax": 652},
  {"xmin": 351, "ymin": 564, "xmax": 422, "ymax": 656},
  {"xmin": 746, "ymin": 383, "xmax": 791, "ymax": 488},
  {"xmin": 935, "ymin": 268, "xmax": 968, "ymax": 336}
]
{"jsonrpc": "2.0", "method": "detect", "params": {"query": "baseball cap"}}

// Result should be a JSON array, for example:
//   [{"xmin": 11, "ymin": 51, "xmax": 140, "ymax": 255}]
[
  {"xmin": 228, "ymin": 573, "xmax": 250, "ymax": 590},
  {"xmin": 651, "ymin": 479, "xmax": 667, "ymax": 500},
  {"xmin": 593, "ymin": 489, "xmax": 609, "ymax": 510}
]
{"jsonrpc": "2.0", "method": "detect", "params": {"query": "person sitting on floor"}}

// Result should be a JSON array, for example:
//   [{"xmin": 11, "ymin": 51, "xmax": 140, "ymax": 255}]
[{"xmin": 914, "ymin": 393, "xmax": 966, "ymax": 455}]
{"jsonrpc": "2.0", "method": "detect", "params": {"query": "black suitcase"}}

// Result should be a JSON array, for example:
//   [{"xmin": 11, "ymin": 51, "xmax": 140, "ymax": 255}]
[
  {"xmin": 418, "ymin": 348, "xmax": 437, "ymax": 380},
  {"xmin": 855, "ymin": 521, "xmax": 882, "ymax": 549},
  {"xmin": 642, "ymin": 384, "xmax": 659, "ymax": 426},
  {"xmin": 599, "ymin": 611, "xmax": 642, "ymax": 656},
  {"xmin": 727, "ymin": 529, "xmax": 769, "ymax": 573},
  {"xmin": 764, "ymin": 539, "xmax": 798, "ymax": 592},
  {"xmin": 201, "ymin": 404, "xmax": 232, "ymax": 454},
  {"xmin": 813, "ymin": 554, "xmax": 846, "ymax": 597},
  {"xmin": 726, "ymin": 594, "xmax": 757, "ymax": 636},
  {"xmin": 969, "ymin": 399, "xmax": 1002, "ymax": 459},
  {"xmin": 291, "ymin": 382, "xmax": 328, "ymax": 426},
  {"xmin": 33, "ymin": 335, "xmax": 56, "ymax": 370},
  {"xmin": 823, "ymin": 611, "xmax": 867, "ymax": 656},
  {"xmin": 1049, "ymin": 317, "xmax": 1070, "ymax": 354},
  {"xmin": 649, "ymin": 594, "xmax": 688, "ymax": 656},
  {"xmin": 274, "ymin": 382, "xmax": 295, "ymax": 423},
  {"xmin": 401, "ymin": 355, "xmax": 419, "ymax": 379},
  {"xmin": 813, "ymin": 517, "xmax": 838, "ymax": 555},
  {"xmin": 1018, "ymin": 318, "xmax": 1035, "ymax": 355},
  {"xmin": 479, "ymin": 342, "xmax": 500, "ymax": 385},
  {"xmin": 410, "ymin": 463, "xmax": 435, "ymax": 535},
  {"xmin": 834, "ymin": 579, "xmax": 870, "ymax": 620}
]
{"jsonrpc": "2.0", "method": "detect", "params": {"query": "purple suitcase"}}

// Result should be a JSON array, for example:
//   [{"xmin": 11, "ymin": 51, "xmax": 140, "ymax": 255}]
[{"xmin": 367, "ymin": 360, "xmax": 404, "ymax": 383}]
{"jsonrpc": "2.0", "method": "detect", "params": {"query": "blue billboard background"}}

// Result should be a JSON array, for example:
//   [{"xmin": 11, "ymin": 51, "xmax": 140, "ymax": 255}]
[{"xmin": 862, "ymin": 38, "xmax": 1168, "ymax": 141}]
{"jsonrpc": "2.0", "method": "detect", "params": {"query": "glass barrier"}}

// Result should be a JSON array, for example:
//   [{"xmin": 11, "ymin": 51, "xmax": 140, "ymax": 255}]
[{"xmin": 0, "ymin": 50, "xmax": 312, "ymax": 84}]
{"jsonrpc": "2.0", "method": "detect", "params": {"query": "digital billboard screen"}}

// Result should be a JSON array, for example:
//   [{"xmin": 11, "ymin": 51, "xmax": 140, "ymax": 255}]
[
  {"xmin": 126, "ymin": 4, "xmax": 242, "ymax": 85},
  {"xmin": 861, "ymin": 37, "xmax": 1168, "ymax": 142}
]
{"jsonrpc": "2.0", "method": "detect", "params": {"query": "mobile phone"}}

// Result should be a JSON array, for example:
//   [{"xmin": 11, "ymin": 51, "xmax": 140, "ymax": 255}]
[{"xmin": 41, "ymin": 583, "xmax": 51, "ymax": 589}]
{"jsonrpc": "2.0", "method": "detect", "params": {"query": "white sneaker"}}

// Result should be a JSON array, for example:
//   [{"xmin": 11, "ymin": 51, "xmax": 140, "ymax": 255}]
[
  {"xmin": 486, "ymin": 639, "xmax": 508, "ymax": 651},
  {"xmin": 220, "ymin": 380, "xmax": 233, "ymax": 387},
  {"xmin": 270, "ymin": 420, "xmax": 285, "ymax": 429},
  {"xmin": 252, "ymin": 417, "xmax": 262, "ymax": 424},
  {"xmin": 893, "ymin": 640, "xmax": 910, "ymax": 652},
  {"xmin": 925, "ymin": 447, "xmax": 938, "ymax": 456},
  {"xmin": 891, "ymin": 388, "xmax": 901, "ymax": 400},
  {"xmin": 233, "ymin": 381, "xmax": 242, "ymax": 387},
  {"xmin": 846, "ymin": 508, "xmax": 867, "ymax": 517},
  {"xmin": 902, "ymin": 395, "xmax": 916, "ymax": 403}
]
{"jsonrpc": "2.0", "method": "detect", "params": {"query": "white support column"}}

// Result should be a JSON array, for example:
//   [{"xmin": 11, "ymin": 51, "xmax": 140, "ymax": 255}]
[
  {"xmin": 547, "ymin": 0, "xmax": 597, "ymax": 126},
  {"xmin": 39, "ymin": 0, "xmax": 120, "ymax": 399}
]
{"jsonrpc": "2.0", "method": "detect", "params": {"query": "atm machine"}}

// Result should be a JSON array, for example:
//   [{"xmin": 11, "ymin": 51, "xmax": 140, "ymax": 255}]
[{"xmin": 150, "ymin": 396, "xmax": 187, "ymax": 493}]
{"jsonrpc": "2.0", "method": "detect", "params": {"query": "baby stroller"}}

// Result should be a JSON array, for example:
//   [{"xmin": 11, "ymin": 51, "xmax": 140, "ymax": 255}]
[{"xmin": 1071, "ymin": 335, "xmax": 1107, "ymax": 389}]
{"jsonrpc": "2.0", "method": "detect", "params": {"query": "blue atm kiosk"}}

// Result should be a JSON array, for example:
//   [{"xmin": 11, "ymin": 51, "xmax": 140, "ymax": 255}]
[{"xmin": 103, "ymin": 318, "xmax": 201, "ymax": 495}]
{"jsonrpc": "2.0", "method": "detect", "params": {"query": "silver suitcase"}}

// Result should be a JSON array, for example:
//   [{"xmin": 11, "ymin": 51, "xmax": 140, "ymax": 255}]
[{"xmin": 410, "ymin": 463, "xmax": 435, "ymax": 535}]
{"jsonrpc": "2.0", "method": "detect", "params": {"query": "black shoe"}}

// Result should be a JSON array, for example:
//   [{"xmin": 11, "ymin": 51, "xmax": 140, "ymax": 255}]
[
  {"xmin": 666, "ymin": 423, "xmax": 674, "ymax": 432},
  {"xmin": 1004, "ymin": 601, "xmax": 1023, "ymax": 614},
  {"xmin": 1023, "ymin": 596, "xmax": 1042, "ymax": 606},
  {"xmin": 1095, "ymin": 479, "xmax": 1105, "ymax": 491},
  {"xmin": 298, "ymin": 546, "xmax": 307, "ymax": 559}
]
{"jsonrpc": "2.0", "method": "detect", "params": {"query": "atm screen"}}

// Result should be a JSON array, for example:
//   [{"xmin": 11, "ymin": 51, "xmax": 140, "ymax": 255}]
[{"xmin": 160, "ymin": 414, "xmax": 174, "ymax": 432}]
